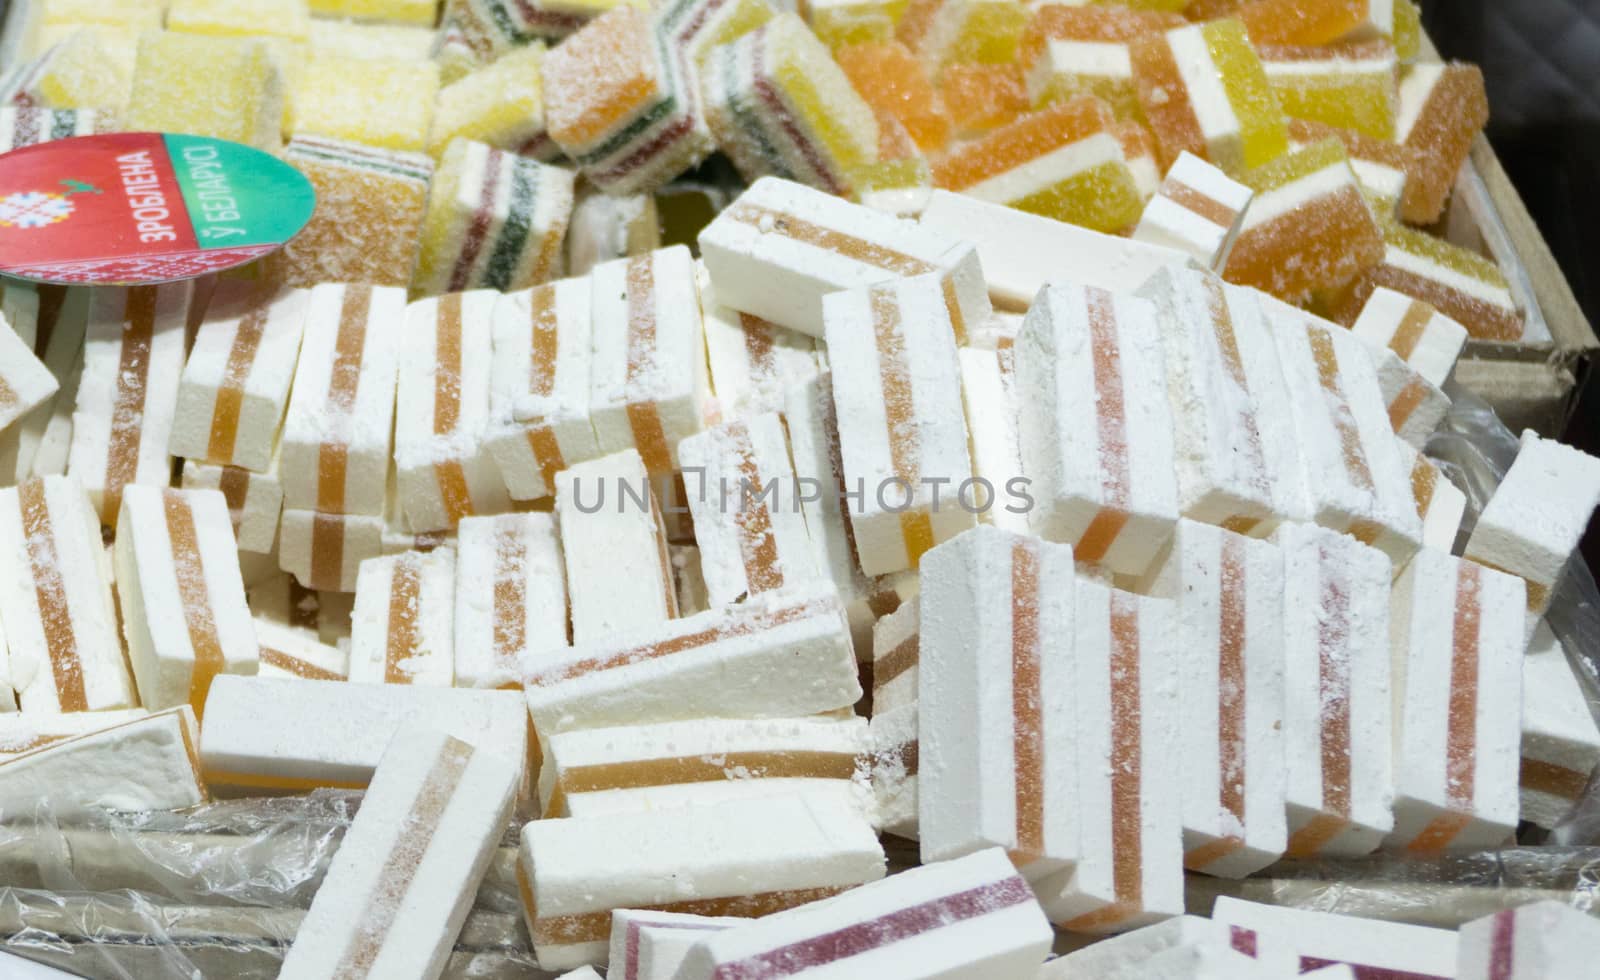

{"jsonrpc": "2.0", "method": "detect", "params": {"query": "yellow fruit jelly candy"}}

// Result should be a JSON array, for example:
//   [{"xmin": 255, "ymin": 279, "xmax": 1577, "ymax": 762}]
[
  {"xmin": 23, "ymin": 0, "xmax": 164, "ymax": 56},
  {"xmin": 1131, "ymin": 18, "xmax": 1287, "ymax": 172},
  {"xmin": 915, "ymin": 0, "xmax": 1029, "ymax": 74},
  {"xmin": 835, "ymin": 41, "xmax": 952, "ymax": 153},
  {"xmin": 127, "ymin": 31, "xmax": 286, "ymax": 151},
  {"xmin": 939, "ymin": 62, "xmax": 1027, "ymax": 137},
  {"xmin": 310, "ymin": 0, "xmax": 441, "ymax": 25},
  {"xmin": 308, "ymin": 21, "xmax": 436, "ymax": 62},
  {"xmin": 660, "ymin": 0, "xmax": 778, "ymax": 65},
  {"xmin": 807, "ymin": 0, "xmax": 909, "ymax": 49},
  {"xmin": 1391, "ymin": 0, "xmax": 1421, "ymax": 61},
  {"xmin": 1259, "ymin": 40, "xmax": 1398, "ymax": 141},
  {"xmin": 1287, "ymin": 117, "xmax": 1417, "ymax": 214},
  {"xmin": 414, "ymin": 138, "xmax": 576, "ymax": 296},
  {"xmin": 932, "ymin": 96, "xmax": 1144, "ymax": 232},
  {"xmin": 272, "ymin": 135, "xmax": 433, "ymax": 288},
  {"xmin": 0, "ymin": 28, "xmax": 130, "ymax": 112},
  {"xmin": 429, "ymin": 43, "xmax": 557, "ymax": 160},
  {"xmin": 1021, "ymin": 4, "xmax": 1182, "ymax": 118},
  {"xmin": 1394, "ymin": 62, "xmax": 1488, "ymax": 226},
  {"xmin": 1223, "ymin": 137, "xmax": 1384, "ymax": 301},
  {"xmin": 1236, "ymin": 0, "xmax": 1373, "ymax": 46},
  {"xmin": 294, "ymin": 54, "xmax": 440, "ymax": 152},
  {"xmin": 166, "ymin": 0, "xmax": 313, "ymax": 44}
]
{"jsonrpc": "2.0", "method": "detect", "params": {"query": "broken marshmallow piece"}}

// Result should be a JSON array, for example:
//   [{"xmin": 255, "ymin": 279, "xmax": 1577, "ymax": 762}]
[
  {"xmin": 278, "ymin": 509, "xmax": 385, "ymax": 592},
  {"xmin": 1349, "ymin": 287, "xmax": 1467, "ymax": 391},
  {"xmin": 678, "ymin": 412, "xmax": 819, "ymax": 607},
  {"xmin": 68, "ymin": 282, "xmax": 191, "ymax": 526},
  {"xmin": 588, "ymin": 245, "xmax": 708, "ymax": 475},
  {"xmin": 1211, "ymin": 897, "xmax": 1458, "ymax": 980},
  {"xmin": 871, "ymin": 599, "xmax": 918, "ymax": 714},
  {"xmin": 0, "ymin": 311, "xmax": 57, "ymax": 434},
  {"xmin": 277, "ymin": 727, "xmax": 519, "ymax": 980},
  {"xmin": 516, "ymin": 793, "xmax": 886, "ymax": 971},
  {"xmin": 1016, "ymin": 281, "xmax": 1178, "ymax": 576},
  {"xmin": 698, "ymin": 176, "xmax": 989, "ymax": 338},
  {"xmin": 453, "ymin": 512, "xmax": 567, "ymax": 689},
  {"xmin": 699, "ymin": 264, "xmax": 821, "ymax": 422},
  {"xmin": 168, "ymin": 281, "xmax": 309, "ymax": 472},
  {"xmin": 114, "ymin": 486, "xmax": 259, "ymax": 716},
  {"xmin": 0, "ymin": 707, "xmax": 204, "ymax": 818},
  {"xmin": 0, "ymin": 284, "xmax": 88, "ymax": 485},
  {"xmin": 1393, "ymin": 440, "xmax": 1466, "ymax": 553},
  {"xmin": 872, "ymin": 702, "xmax": 919, "ymax": 841},
  {"xmin": 1132, "ymin": 152, "xmax": 1253, "ymax": 271},
  {"xmin": 1519, "ymin": 622, "xmax": 1600, "ymax": 830},
  {"xmin": 539, "ymin": 715, "xmax": 871, "ymax": 818},
  {"xmin": 349, "ymin": 549, "xmax": 457, "ymax": 687},
  {"xmin": 607, "ymin": 909, "xmax": 741, "ymax": 980},
  {"xmin": 958, "ymin": 345, "xmax": 1031, "ymax": 536},
  {"xmin": 395, "ymin": 291, "xmax": 511, "ymax": 532},
  {"xmin": 0, "ymin": 475, "xmax": 136, "ymax": 712},
  {"xmin": 1457, "ymin": 900, "xmax": 1600, "ymax": 980},
  {"xmin": 181, "ymin": 457, "xmax": 284, "ymax": 555},
  {"xmin": 824, "ymin": 273, "xmax": 977, "ymax": 575},
  {"xmin": 1276, "ymin": 522, "xmax": 1394, "ymax": 858},
  {"xmin": 485, "ymin": 279, "xmax": 601, "ymax": 502},
  {"xmin": 0, "ymin": 708, "xmax": 150, "ymax": 761},
  {"xmin": 255, "ymin": 618, "xmax": 348, "ymax": 682}
]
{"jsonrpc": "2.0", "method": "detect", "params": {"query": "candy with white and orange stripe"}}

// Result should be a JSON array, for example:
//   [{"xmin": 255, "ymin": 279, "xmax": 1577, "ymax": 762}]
[
  {"xmin": 698, "ymin": 177, "xmax": 990, "ymax": 339},
  {"xmin": 677, "ymin": 412, "xmax": 820, "ymax": 607},
  {"xmin": 1145, "ymin": 520, "xmax": 1285, "ymax": 879},
  {"xmin": 825, "ymin": 273, "xmax": 977, "ymax": 577},
  {"xmin": 0, "ymin": 476, "xmax": 136, "ymax": 713},
  {"xmin": 1016, "ymin": 281, "xmax": 1179, "ymax": 578},
  {"xmin": 872, "ymin": 600, "xmax": 918, "ymax": 713},
  {"xmin": 0, "ymin": 284, "xmax": 87, "ymax": 484},
  {"xmin": 1464, "ymin": 430, "xmax": 1600, "ymax": 637},
  {"xmin": 113, "ymin": 486, "xmax": 259, "ymax": 715},
  {"xmin": 517, "ymin": 793, "xmax": 886, "ymax": 971},
  {"xmin": 67, "ymin": 282, "xmax": 192, "ymax": 526},
  {"xmin": 485, "ymin": 278, "xmax": 601, "ymax": 502},
  {"xmin": 1387, "ymin": 550, "xmax": 1523, "ymax": 853},
  {"xmin": 589, "ymin": 246, "xmax": 708, "ymax": 474},
  {"xmin": 555, "ymin": 449, "xmax": 678, "ymax": 645},
  {"xmin": 277, "ymin": 726, "xmax": 520, "ymax": 980},
  {"xmin": 539, "ymin": 715, "xmax": 872, "ymax": 819},
  {"xmin": 1458, "ymin": 900, "xmax": 1600, "ymax": 980},
  {"xmin": 1362, "ymin": 341, "xmax": 1450, "ymax": 451},
  {"xmin": 607, "ymin": 909, "xmax": 741, "ymax": 980},
  {"xmin": 674, "ymin": 846, "xmax": 1052, "ymax": 980},
  {"xmin": 0, "ymin": 707, "xmax": 205, "ymax": 819},
  {"xmin": 278, "ymin": 509, "xmax": 385, "ymax": 593},
  {"xmin": 0, "ymin": 309, "xmax": 57, "ymax": 434},
  {"xmin": 0, "ymin": 709, "xmax": 150, "ymax": 761},
  {"xmin": 453, "ymin": 513, "xmax": 567, "ymax": 690},
  {"xmin": 349, "ymin": 549, "xmax": 457, "ymax": 687},
  {"xmin": 523, "ymin": 589, "xmax": 860, "ymax": 737},
  {"xmin": 1033, "ymin": 575, "xmax": 1182, "ymax": 933},
  {"xmin": 254, "ymin": 619, "xmax": 348, "ymax": 683},
  {"xmin": 958, "ymin": 345, "xmax": 1031, "ymax": 537},
  {"xmin": 199, "ymin": 675, "xmax": 531, "ymax": 799},
  {"xmin": 1274, "ymin": 522, "xmax": 1393, "ymax": 858},
  {"xmin": 1210, "ymin": 897, "xmax": 1458, "ymax": 980},
  {"xmin": 1394, "ymin": 439, "xmax": 1466, "ymax": 553},
  {"xmin": 918, "ymin": 527, "xmax": 1077, "ymax": 880},
  {"xmin": 1519, "ymin": 622, "xmax": 1600, "ymax": 830},
  {"xmin": 168, "ymin": 281, "xmax": 310, "ymax": 473},
  {"xmin": 181, "ymin": 457, "xmax": 283, "ymax": 555},
  {"xmin": 1350, "ymin": 287, "xmax": 1468, "ymax": 391},
  {"xmin": 395, "ymin": 291, "xmax": 511, "ymax": 532},
  {"xmin": 1132, "ymin": 152, "xmax": 1254, "ymax": 271},
  {"xmin": 699, "ymin": 264, "xmax": 822, "ymax": 422},
  {"xmin": 1395, "ymin": 62, "xmax": 1488, "ymax": 225},
  {"xmin": 1267, "ymin": 304, "xmax": 1422, "ymax": 568}
]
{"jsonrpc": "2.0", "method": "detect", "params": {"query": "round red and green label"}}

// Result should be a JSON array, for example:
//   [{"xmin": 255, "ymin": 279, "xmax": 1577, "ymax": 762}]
[{"xmin": 0, "ymin": 132, "xmax": 315, "ymax": 285}]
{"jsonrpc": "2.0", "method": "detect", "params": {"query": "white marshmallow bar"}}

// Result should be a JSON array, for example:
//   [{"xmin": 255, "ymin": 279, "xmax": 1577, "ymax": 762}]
[
  {"xmin": 1038, "ymin": 916, "xmax": 1230, "ymax": 978},
  {"xmin": 349, "ymin": 549, "xmax": 457, "ymax": 687},
  {"xmin": 1395, "ymin": 441, "xmax": 1467, "ymax": 553},
  {"xmin": 1351, "ymin": 287, "xmax": 1467, "ymax": 391},
  {"xmin": 0, "ymin": 476, "xmax": 135, "ymax": 712},
  {"xmin": 1365, "ymin": 343, "xmax": 1450, "ymax": 451},
  {"xmin": 825, "ymin": 274, "xmax": 977, "ymax": 576},
  {"xmin": 279, "ymin": 283, "xmax": 405, "ymax": 516},
  {"xmin": 1268, "ymin": 307, "xmax": 1422, "ymax": 568},
  {"xmin": 700, "ymin": 265, "xmax": 821, "ymax": 422},
  {"xmin": 255, "ymin": 618, "xmax": 348, "ymax": 682},
  {"xmin": 1133, "ymin": 152, "xmax": 1254, "ymax": 272},
  {"xmin": 555, "ymin": 449, "xmax": 678, "ymax": 645},
  {"xmin": 115, "ymin": 486, "xmax": 259, "ymax": 715},
  {"xmin": 1276, "ymin": 523, "xmax": 1394, "ymax": 858},
  {"xmin": 1457, "ymin": 901, "xmax": 1600, "ymax": 980},
  {"xmin": 199, "ymin": 675, "xmax": 530, "ymax": 797},
  {"xmin": 277, "ymin": 727, "xmax": 519, "ymax": 980},
  {"xmin": 1211, "ymin": 897, "xmax": 1459, "ymax": 980},
  {"xmin": 1465, "ymin": 429, "xmax": 1600, "ymax": 632},
  {"xmin": 0, "ymin": 311, "xmax": 57, "ymax": 432},
  {"xmin": 699, "ymin": 177, "xmax": 990, "ymax": 339},
  {"xmin": 555, "ymin": 968, "xmax": 603, "ymax": 980},
  {"xmin": 485, "ymin": 279, "xmax": 601, "ymax": 502},
  {"xmin": 395, "ymin": 291, "xmax": 511, "ymax": 532},
  {"xmin": 539, "ymin": 715, "xmax": 872, "ymax": 818},
  {"xmin": 589, "ymin": 246, "xmax": 708, "ymax": 475},
  {"xmin": 678, "ymin": 413, "xmax": 820, "ymax": 606},
  {"xmin": 1139, "ymin": 267, "xmax": 1306, "ymax": 533},
  {"xmin": 1017, "ymin": 281, "xmax": 1179, "ymax": 576},
  {"xmin": 517, "ymin": 793, "xmax": 886, "ymax": 971},
  {"xmin": 1388, "ymin": 550, "xmax": 1523, "ymax": 852},
  {"xmin": 607, "ymin": 910, "xmax": 741, "ymax": 980},
  {"xmin": 919, "ymin": 527, "xmax": 1076, "ymax": 882},
  {"xmin": 278, "ymin": 509, "xmax": 385, "ymax": 592},
  {"xmin": 181, "ymin": 458, "xmax": 283, "ymax": 554},
  {"xmin": 0, "ymin": 707, "xmax": 204, "ymax": 818},
  {"xmin": 0, "ymin": 708, "xmax": 150, "ymax": 761},
  {"xmin": 168, "ymin": 282, "xmax": 309, "ymax": 472},
  {"xmin": 958, "ymin": 345, "xmax": 1031, "ymax": 535},
  {"xmin": 1034, "ymin": 576, "xmax": 1182, "ymax": 934},
  {"xmin": 784, "ymin": 373, "xmax": 913, "ymax": 656},
  {"xmin": 1519, "ymin": 622, "xmax": 1600, "ymax": 829},
  {"xmin": 1148, "ymin": 520, "xmax": 1286, "ymax": 878},
  {"xmin": 872, "ymin": 702, "xmax": 919, "ymax": 841},
  {"xmin": 872, "ymin": 600, "xmax": 918, "ymax": 713},
  {"xmin": 69, "ymin": 282, "xmax": 192, "ymax": 526},
  {"xmin": 524, "ymin": 590, "xmax": 860, "ymax": 737},
  {"xmin": 0, "ymin": 285, "xmax": 88, "ymax": 484},
  {"xmin": 675, "ymin": 847, "xmax": 1052, "ymax": 980},
  {"xmin": 918, "ymin": 189, "xmax": 1197, "ymax": 313},
  {"xmin": 454, "ymin": 513, "xmax": 567, "ymax": 689}
]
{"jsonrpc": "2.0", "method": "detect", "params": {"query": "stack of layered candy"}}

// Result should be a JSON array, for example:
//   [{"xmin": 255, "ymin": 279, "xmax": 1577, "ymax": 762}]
[{"xmin": 0, "ymin": 1, "xmax": 1597, "ymax": 979}]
